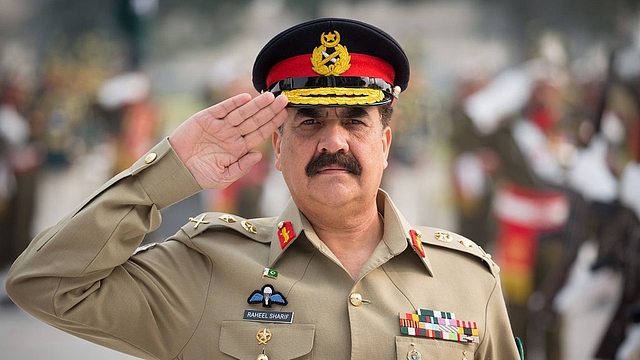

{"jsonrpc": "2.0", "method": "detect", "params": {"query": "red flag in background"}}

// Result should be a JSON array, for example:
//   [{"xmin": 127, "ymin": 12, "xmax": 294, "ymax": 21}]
[{"xmin": 493, "ymin": 183, "xmax": 569, "ymax": 305}]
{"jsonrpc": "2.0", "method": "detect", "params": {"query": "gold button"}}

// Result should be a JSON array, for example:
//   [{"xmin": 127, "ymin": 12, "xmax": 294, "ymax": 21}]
[
  {"xmin": 349, "ymin": 293, "xmax": 363, "ymax": 306},
  {"xmin": 144, "ymin": 152, "xmax": 157, "ymax": 164}
]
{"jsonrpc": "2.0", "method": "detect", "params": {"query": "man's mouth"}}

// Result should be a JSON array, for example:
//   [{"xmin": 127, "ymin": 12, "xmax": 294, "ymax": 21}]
[{"xmin": 305, "ymin": 152, "xmax": 362, "ymax": 177}]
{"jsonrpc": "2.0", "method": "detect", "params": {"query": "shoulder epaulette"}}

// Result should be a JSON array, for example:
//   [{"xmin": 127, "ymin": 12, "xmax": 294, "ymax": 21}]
[
  {"xmin": 416, "ymin": 226, "xmax": 500, "ymax": 276},
  {"xmin": 179, "ymin": 212, "xmax": 274, "ymax": 243}
]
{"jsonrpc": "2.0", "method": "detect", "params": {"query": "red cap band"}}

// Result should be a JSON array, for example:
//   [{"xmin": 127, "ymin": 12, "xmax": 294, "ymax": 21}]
[{"xmin": 266, "ymin": 53, "xmax": 395, "ymax": 89}]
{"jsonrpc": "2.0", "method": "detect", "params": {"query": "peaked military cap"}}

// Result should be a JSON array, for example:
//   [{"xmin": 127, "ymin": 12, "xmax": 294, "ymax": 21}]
[{"xmin": 252, "ymin": 18, "xmax": 410, "ymax": 107}]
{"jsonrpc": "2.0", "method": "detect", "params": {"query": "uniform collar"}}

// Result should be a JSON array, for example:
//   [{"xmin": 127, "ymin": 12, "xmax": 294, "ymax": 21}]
[{"xmin": 267, "ymin": 189, "xmax": 434, "ymax": 276}]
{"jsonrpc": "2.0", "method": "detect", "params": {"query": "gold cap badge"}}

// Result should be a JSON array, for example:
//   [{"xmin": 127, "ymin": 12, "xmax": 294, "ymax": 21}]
[{"xmin": 311, "ymin": 30, "xmax": 351, "ymax": 76}]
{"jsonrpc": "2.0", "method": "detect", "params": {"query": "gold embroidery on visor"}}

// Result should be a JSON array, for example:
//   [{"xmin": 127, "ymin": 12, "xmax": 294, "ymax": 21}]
[{"xmin": 282, "ymin": 87, "xmax": 384, "ymax": 106}]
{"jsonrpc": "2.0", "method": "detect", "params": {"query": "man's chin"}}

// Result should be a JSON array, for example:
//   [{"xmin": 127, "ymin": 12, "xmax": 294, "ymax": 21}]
[{"xmin": 313, "ymin": 180, "xmax": 361, "ymax": 198}]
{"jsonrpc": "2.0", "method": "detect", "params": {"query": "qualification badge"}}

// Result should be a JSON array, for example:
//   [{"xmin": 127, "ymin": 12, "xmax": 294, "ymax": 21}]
[{"xmin": 247, "ymin": 284, "xmax": 288, "ymax": 308}]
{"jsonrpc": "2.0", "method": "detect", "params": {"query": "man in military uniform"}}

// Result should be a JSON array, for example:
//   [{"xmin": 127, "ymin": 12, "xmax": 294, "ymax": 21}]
[{"xmin": 6, "ymin": 18, "xmax": 521, "ymax": 359}]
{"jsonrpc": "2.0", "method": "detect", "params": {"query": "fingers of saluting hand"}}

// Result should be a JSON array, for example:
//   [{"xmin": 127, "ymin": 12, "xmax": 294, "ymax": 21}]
[
  {"xmin": 169, "ymin": 92, "xmax": 288, "ymax": 190},
  {"xmin": 206, "ymin": 92, "xmax": 288, "ymax": 147}
]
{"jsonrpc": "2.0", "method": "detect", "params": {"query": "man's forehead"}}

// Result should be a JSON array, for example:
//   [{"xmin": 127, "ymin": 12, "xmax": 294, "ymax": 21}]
[{"xmin": 292, "ymin": 106, "xmax": 373, "ymax": 119}]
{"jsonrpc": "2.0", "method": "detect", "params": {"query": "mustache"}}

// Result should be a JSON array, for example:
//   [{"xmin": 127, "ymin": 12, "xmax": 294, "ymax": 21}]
[{"xmin": 305, "ymin": 152, "xmax": 362, "ymax": 177}]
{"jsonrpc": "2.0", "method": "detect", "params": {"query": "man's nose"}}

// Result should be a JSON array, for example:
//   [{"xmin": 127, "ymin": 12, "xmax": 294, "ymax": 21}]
[{"xmin": 317, "ymin": 124, "xmax": 349, "ymax": 153}]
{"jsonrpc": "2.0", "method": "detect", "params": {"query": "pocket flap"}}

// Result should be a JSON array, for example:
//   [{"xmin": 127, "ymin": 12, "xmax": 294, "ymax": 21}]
[
  {"xmin": 220, "ymin": 321, "xmax": 315, "ymax": 359},
  {"xmin": 396, "ymin": 336, "xmax": 477, "ymax": 359}
]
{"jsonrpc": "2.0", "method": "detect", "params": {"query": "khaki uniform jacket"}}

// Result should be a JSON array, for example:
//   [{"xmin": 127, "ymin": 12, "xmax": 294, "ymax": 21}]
[{"xmin": 6, "ymin": 138, "xmax": 521, "ymax": 360}]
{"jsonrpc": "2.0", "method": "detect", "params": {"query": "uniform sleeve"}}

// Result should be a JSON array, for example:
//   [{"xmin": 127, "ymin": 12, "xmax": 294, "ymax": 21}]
[
  {"xmin": 5, "ymin": 138, "xmax": 210, "ymax": 359},
  {"xmin": 477, "ymin": 275, "xmax": 523, "ymax": 359}
]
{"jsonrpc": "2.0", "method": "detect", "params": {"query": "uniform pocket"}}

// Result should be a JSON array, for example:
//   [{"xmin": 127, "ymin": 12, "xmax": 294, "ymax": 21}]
[
  {"xmin": 396, "ymin": 336, "xmax": 477, "ymax": 359},
  {"xmin": 220, "ymin": 321, "xmax": 315, "ymax": 359}
]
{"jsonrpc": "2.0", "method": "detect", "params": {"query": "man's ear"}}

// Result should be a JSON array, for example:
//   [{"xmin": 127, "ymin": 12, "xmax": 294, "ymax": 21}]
[
  {"xmin": 383, "ymin": 126, "xmax": 392, "ymax": 169},
  {"xmin": 272, "ymin": 130, "xmax": 282, "ymax": 171}
]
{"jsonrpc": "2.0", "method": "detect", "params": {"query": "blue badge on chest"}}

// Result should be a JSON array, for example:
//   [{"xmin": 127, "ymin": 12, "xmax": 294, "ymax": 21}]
[{"xmin": 247, "ymin": 284, "xmax": 288, "ymax": 308}]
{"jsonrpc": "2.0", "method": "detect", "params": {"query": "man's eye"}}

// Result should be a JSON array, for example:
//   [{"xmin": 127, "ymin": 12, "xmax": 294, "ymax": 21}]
[
  {"xmin": 346, "ymin": 119, "xmax": 365, "ymax": 125},
  {"xmin": 301, "ymin": 119, "xmax": 318, "ymax": 125}
]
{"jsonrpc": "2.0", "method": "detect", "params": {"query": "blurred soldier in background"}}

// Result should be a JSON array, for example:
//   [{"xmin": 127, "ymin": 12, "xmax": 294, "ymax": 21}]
[
  {"xmin": 451, "ymin": 33, "xmax": 575, "ymax": 353},
  {"xmin": 510, "ymin": 36, "xmax": 640, "ymax": 359},
  {"xmin": 97, "ymin": 71, "xmax": 159, "ymax": 175},
  {"xmin": 554, "ymin": 41, "xmax": 640, "ymax": 359},
  {"xmin": 0, "ymin": 75, "xmax": 44, "ymax": 273}
]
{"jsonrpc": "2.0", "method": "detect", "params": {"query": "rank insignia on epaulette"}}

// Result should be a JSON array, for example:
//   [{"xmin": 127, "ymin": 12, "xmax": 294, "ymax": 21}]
[
  {"xmin": 409, "ymin": 229, "xmax": 425, "ymax": 257},
  {"xmin": 219, "ymin": 214, "xmax": 237, "ymax": 223},
  {"xmin": 242, "ymin": 220, "xmax": 258, "ymax": 234},
  {"xmin": 188, "ymin": 214, "xmax": 210, "ymax": 229},
  {"xmin": 398, "ymin": 309, "xmax": 479, "ymax": 344},
  {"xmin": 434, "ymin": 230, "xmax": 453, "ymax": 242},
  {"xmin": 277, "ymin": 221, "xmax": 296, "ymax": 249}
]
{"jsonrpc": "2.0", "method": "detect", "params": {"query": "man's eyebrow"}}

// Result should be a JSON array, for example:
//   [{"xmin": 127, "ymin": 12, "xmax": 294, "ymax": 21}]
[
  {"xmin": 336, "ymin": 107, "xmax": 369, "ymax": 119},
  {"xmin": 293, "ymin": 107, "xmax": 370, "ymax": 120},
  {"xmin": 294, "ymin": 108, "xmax": 326, "ymax": 119}
]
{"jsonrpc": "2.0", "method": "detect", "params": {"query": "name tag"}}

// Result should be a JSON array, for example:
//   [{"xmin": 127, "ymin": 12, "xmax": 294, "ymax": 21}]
[{"xmin": 243, "ymin": 309, "xmax": 294, "ymax": 323}]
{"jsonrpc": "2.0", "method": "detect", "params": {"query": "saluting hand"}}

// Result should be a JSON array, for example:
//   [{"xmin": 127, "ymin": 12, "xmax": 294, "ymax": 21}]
[{"xmin": 169, "ymin": 92, "xmax": 288, "ymax": 190}]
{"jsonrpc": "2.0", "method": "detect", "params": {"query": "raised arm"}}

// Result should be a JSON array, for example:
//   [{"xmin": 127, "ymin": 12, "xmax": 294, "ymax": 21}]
[{"xmin": 5, "ymin": 92, "xmax": 287, "ymax": 359}]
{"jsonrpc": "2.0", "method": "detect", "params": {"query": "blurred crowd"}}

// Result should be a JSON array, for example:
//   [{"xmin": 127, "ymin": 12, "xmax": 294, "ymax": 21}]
[
  {"xmin": 0, "ymin": 29, "xmax": 160, "ymax": 271},
  {"xmin": 449, "ymin": 32, "xmax": 640, "ymax": 359},
  {"xmin": 1, "ymin": 2, "xmax": 640, "ymax": 360}
]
